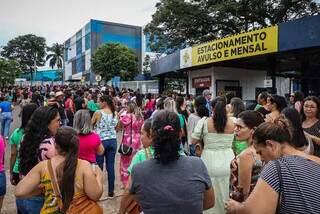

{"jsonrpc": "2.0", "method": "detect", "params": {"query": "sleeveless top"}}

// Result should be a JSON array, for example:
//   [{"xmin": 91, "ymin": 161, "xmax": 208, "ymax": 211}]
[
  {"xmin": 40, "ymin": 162, "xmax": 84, "ymax": 214},
  {"xmin": 94, "ymin": 110, "xmax": 118, "ymax": 141},
  {"xmin": 230, "ymin": 151, "xmax": 263, "ymax": 193}
]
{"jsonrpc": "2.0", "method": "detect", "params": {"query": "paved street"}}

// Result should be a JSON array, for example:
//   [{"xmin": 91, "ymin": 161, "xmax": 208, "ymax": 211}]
[{"xmin": 2, "ymin": 106, "xmax": 122, "ymax": 214}]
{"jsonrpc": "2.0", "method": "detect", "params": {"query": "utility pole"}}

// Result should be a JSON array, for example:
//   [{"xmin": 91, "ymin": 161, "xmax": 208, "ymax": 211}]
[{"xmin": 33, "ymin": 52, "xmax": 37, "ymax": 86}]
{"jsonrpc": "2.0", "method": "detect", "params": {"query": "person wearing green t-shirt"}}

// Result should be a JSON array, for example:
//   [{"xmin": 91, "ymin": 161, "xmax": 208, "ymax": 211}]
[
  {"xmin": 9, "ymin": 104, "xmax": 37, "ymax": 185},
  {"xmin": 87, "ymin": 94, "xmax": 100, "ymax": 117}
]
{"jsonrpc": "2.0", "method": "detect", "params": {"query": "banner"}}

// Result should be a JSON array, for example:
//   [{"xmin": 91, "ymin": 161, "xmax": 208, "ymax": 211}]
[{"xmin": 191, "ymin": 26, "xmax": 278, "ymax": 66}]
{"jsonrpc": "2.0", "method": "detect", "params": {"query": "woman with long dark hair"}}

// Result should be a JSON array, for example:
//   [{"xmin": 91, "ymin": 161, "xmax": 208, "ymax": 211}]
[
  {"xmin": 282, "ymin": 107, "xmax": 313, "ymax": 154},
  {"xmin": 120, "ymin": 110, "xmax": 214, "ymax": 214},
  {"xmin": 92, "ymin": 95, "xmax": 118, "ymax": 197},
  {"xmin": 15, "ymin": 127, "xmax": 103, "ymax": 213},
  {"xmin": 192, "ymin": 96, "xmax": 235, "ymax": 213},
  {"xmin": 265, "ymin": 94, "xmax": 287, "ymax": 123},
  {"xmin": 9, "ymin": 103, "xmax": 38, "ymax": 185},
  {"xmin": 17, "ymin": 106, "xmax": 61, "ymax": 213},
  {"xmin": 187, "ymin": 96, "xmax": 209, "ymax": 156}
]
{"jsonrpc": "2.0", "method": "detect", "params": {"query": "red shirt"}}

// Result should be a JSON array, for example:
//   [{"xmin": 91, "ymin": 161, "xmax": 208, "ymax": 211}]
[{"xmin": 78, "ymin": 132, "xmax": 101, "ymax": 163}]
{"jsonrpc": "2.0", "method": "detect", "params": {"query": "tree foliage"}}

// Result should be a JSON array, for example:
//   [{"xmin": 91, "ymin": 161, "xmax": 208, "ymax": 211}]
[
  {"xmin": 0, "ymin": 34, "xmax": 46, "ymax": 78},
  {"xmin": 92, "ymin": 43, "xmax": 139, "ymax": 81},
  {"xmin": 46, "ymin": 43, "xmax": 64, "ymax": 69},
  {"xmin": 0, "ymin": 58, "xmax": 21, "ymax": 87},
  {"xmin": 145, "ymin": 0, "xmax": 320, "ymax": 54},
  {"xmin": 143, "ymin": 54, "xmax": 152, "ymax": 74}
]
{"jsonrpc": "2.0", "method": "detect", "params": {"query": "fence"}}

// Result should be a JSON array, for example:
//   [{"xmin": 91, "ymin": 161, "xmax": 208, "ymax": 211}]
[{"xmin": 119, "ymin": 80, "xmax": 159, "ymax": 94}]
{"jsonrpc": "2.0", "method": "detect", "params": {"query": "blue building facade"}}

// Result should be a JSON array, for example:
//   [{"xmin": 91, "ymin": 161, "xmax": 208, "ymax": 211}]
[{"xmin": 64, "ymin": 19, "xmax": 142, "ymax": 82}]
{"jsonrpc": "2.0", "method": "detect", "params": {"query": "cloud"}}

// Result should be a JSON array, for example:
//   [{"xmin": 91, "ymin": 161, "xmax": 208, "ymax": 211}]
[{"xmin": 0, "ymin": 0, "xmax": 158, "ymax": 46}]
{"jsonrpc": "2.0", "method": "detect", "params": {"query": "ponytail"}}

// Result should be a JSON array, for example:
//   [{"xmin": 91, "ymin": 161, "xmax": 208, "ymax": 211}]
[
  {"xmin": 212, "ymin": 97, "xmax": 227, "ymax": 133},
  {"xmin": 55, "ymin": 127, "xmax": 79, "ymax": 213}
]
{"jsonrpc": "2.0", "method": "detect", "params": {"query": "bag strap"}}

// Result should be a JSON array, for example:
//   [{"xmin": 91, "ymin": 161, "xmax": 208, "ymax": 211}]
[
  {"xmin": 200, "ymin": 117, "xmax": 207, "ymax": 140},
  {"xmin": 144, "ymin": 147, "xmax": 152, "ymax": 160},
  {"xmin": 275, "ymin": 160, "xmax": 283, "ymax": 214},
  {"xmin": 130, "ymin": 114, "xmax": 133, "ymax": 145},
  {"xmin": 47, "ymin": 159, "xmax": 64, "ymax": 211}
]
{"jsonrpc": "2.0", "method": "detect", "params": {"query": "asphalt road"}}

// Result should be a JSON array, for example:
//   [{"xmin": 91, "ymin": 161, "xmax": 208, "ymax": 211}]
[{"xmin": 2, "ymin": 105, "xmax": 122, "ymax": 214}]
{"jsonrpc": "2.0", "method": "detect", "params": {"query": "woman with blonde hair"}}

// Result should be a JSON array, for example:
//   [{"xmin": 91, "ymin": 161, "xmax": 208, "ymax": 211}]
[{"xmin": 118, "ymin": 101, "xmax": 144, "ymax": 188}]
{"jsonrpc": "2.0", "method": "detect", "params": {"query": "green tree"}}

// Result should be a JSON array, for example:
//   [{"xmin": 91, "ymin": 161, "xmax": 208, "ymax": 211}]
[
  {"xmin": 0, "ymin": 58, "xmax": 21, "ymax": 87},
  {"xmin": 145, "ymin": 0, "xmax": 320, "ymax": 54},
  {"xmin": 92, "ymin": 43, "xmax": 139, "ymax": 81},
  {"xmin": 0, "ymin": 34, "xmax": 46, "ymax": 81},
  {"xmin": 46, "ymin": 43, "xmax": 64, "ymax": 69},
  {"xmin": 143, "ymin": 54, "xmax": 152, "ymax": 74}
]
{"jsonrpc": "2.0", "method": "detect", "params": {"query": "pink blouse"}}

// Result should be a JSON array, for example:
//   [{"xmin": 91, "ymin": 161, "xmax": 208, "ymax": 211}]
[{"xmin": 120, "ymin": 113, "xmax": 144, "ymax": 151}]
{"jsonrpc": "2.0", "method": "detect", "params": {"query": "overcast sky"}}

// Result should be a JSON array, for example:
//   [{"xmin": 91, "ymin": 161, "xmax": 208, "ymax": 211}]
[
  {"xmin": 0, "ymin": 0, "xmax": 159, "ymax": 47},
  {"xmin": 1, "ymin": 0, "xmax": 320, "ymax": 48}
]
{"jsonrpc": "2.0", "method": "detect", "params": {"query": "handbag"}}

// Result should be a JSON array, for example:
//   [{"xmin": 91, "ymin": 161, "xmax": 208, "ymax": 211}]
[
  {"xmin": 118, "ymin": 115, "xmax": 133, "ymax": 156},
  {"xmin": 125, "ymin": 147, "xmax": 152, "ymax": 214},
  {"xmin": 195, "ymin": 117, "xmax": 207, "ymax": 157},
  {"xmin": 47, "ymin": 159, "xmax": 103, "ymax": 214}
]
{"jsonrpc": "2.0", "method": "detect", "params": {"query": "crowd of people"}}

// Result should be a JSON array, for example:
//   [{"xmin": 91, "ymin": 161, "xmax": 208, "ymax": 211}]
[{"xmin": 0, "ymin": 84, "xmax": 319, "ymax": 213}]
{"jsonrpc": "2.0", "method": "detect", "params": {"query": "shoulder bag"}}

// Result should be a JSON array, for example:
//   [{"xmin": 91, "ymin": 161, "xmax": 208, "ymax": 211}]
[
  {"xmin": 275, "ymin": 160, "xmax": 283, "ymax": 214},
  {"xmin": 118, "ymin": 114, "xmax": 133, "ymax": 156},
  {"xmin": 125, "ymin": 147, "xmax": 152, "ymax": 214},
  {"xmin": 195, "ymin": 117, "xmax": 207, "ymax": 157},
  {"xmin": 47, "ymin": 160, "xmax": 103, "ymax": 214}
]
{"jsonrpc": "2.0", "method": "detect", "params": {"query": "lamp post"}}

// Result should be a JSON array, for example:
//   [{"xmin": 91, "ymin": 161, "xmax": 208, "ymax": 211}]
[
  {"xmin": 63, "ymin": 46, "xmax": 71, "ymax": 84},
  {"xmin": 33, "ymin": 52, "xmax": 37, "ymax": 86}
]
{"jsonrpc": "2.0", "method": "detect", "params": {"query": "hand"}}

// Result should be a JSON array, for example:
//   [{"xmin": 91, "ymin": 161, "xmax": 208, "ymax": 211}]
[
  {"xmin": 10, "ymin": 173, "xmax": 17, "ymax": 186},
  {"xmin": 224, "ymin": 199, "xmax": 241, "ymax": 214}
]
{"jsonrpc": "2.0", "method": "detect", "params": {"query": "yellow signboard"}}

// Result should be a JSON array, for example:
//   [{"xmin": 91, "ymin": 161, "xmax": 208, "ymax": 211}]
[{"xmin": 191, "ymin": 26, "xmax": 278, "ymax": 66}]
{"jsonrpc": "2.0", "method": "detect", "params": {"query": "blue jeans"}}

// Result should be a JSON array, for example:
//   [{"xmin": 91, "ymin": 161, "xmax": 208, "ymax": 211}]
[
  {"xmin": 96, "ymin": 139, "xmax": 117, "ymax": 194},
  {"xmin": 16, "ymin": 196, "xmax": 44, "ymax": 214},
  {"xmin": 0, "ymin": 171, "xmax": 6, "ymax": 196},
  {"xmin": 1, "ymin": 112, "xmax": 12, "ymax": 138}
]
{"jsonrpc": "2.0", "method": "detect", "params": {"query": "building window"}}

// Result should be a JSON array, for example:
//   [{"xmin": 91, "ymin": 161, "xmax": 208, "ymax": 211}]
[
  {"xmin": 85, "ymin": 34, "xmax": 90, "ymax": 50},
  {"xmin": 81, "ymin": 55, "xmax": 85, "ymax": 72},
  {"xmin": 76, "ymin": 40, "xmax": 82, "ymax": 56},
  {"xmin": 76, "ymin": 57, "xmax": 82, "ymax": 73},
  {"xmin": 76, "ymin": 30, "xmax": 82, "ymax": 41},
  {"xmin": 72, "ymin": 59, "xmax": 76, "ymax": 75},
  {"xmin": 85, "ymin": 23, "xmax": 90, "ymax": 34}
]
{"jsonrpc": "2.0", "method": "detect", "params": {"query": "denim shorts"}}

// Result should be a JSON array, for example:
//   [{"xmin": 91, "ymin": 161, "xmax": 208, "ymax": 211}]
[
  {"xmin": 16, "ymin": 196, "xmax": 44, "ymax": 214},
  {"xmin": 0, "ymin": 171, "xmax": 6, "ymax": 196}
]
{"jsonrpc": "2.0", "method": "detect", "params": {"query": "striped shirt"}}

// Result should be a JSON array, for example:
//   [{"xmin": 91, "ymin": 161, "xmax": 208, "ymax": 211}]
[{"xmin": 260, "ymin": 155, "xmax": 320, "ymax": 214}]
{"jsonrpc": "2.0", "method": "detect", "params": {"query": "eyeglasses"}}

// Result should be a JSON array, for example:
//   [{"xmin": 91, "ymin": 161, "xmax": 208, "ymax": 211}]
[{"xmin": 304, "ymin": 105, "xmax": 317, "ymax": 109}]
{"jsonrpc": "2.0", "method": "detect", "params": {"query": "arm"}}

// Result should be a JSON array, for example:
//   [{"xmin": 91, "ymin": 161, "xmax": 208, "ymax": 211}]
[
  {"xmin": 225, "ymin": 179, "xmax": 278, "ymax": 214},
  {"xmin": 237, "ymin": 153, "xmax": 254, "ymax": 198},
  {"xmin": 83, "ymin": 160, "xmax": 104, "ymax": 201},
  {"xmin": 91, "ymin": 111, "xmax": 101, "ymax": 126},
  {"xmin": 10, "ymin": 144, "xmax": 17, "ymax": 184},
  {"xmin": 119, "ymin": 176, "xmax": 136, "ymax": 214},
  {"xmin": 15, "ymin": 162, "xmax": 43, "ymax": 198},
  {"xmin": 96, "ymin": 143, "xmax": 104, "ymax": 156},
  {"xmin": 203, "ymin": 187, "xmax": 215, "ymax": 210},
  {"xmin": 304, "ymin": 131, "xmax": 320, "ymax": 146}
]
